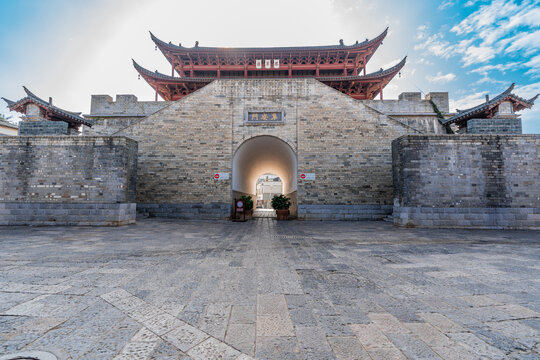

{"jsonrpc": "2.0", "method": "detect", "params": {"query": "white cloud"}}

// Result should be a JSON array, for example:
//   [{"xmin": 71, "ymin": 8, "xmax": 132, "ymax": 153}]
[
  {"xmin": 505, "ymin": 30, "xmax": 540, "ymax": 55},
  {"xmin": 515, "ymin": 82, "xmax": 540, "ymax": 99},
  {"xmin": 524, "ymin": 55, "xmax": 540, "ymax": 78},
  {"xmin": 465, "ymin": 0, "xmax": 486, "ymax": 7},
  {"xmin": 462, "ymin": 45, "xmax": 496, "ymax": 66},
  {"xmin": 415, "ymin": 25, "xmax": 428, "ymax": 40},
  {"xmin": 381, "ymin": 59, "xmax": 402, "ymax": 69},
  {"xmin": 451, "ymin": 0, "xmax": 519, "ymax": 36},
  {"xmin": 474, "ymin": 77, "xmax": 509, "ymax": 86},
  {"xmin": 416, "ymin": 58, "xmax": 433, "ymax": 65},
  {"xmin": 470, "ymin": 62, "xmax": 520, "ymax": 77},
  {"xmin": 449, "ymin": 92, "xmax": 486, "ymax": 112},
  {"xmin": 414, "ymin": 30, "xmax": 455, "ymax": 59},
  {"xmin": 426, "ymin": 72, "xmax": 456, "ymax": 83},
  {"xmin": 438, "ymin": 0, "xmax": 455, "ymax": 10},
  {"xmin": 417, "ymin": 0, "xmax": 540, "ymax": 69}
]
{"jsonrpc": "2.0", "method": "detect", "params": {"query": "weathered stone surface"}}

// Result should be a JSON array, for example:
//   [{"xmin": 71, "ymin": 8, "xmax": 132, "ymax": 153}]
[
  {"xmin": 1, "ymin": 218, "xmax": 539, "ymax": 359},
  {"xmin": 18, "ymin": 121, "xmax": 68, "ymax": 135},
  {"xmin": 94, "ymin": 79, "xmax": 435, "ymax": 219},
  {"xmin": 85, "ymin": 94, "xmax": 169, "ymax": 136},
  {"xmin": 392, "ymin": 134, "xmax": 540, "ymax": 229},
  {"xmin": 467, "ymin": 117, "xmax": 522, "ymax": 134},
  {"xmin": 0, "ymin": 136, "xmax": 137, "ymax": 226}
]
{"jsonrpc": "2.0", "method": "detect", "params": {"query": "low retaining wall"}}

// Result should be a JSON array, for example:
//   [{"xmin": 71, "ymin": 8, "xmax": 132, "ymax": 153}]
[
  {"xmin": 137, "ymin": 203, "xmax": 230, "ymax": 220},
  {"xmin": 392, "ymin": 135, "xmax": 540, "ymax": 229},
  {"xmin": 0, "ymin": 136, "xmax": 138, "ymax": 226},
  {"xmin": 298, "ymin": 204, "xmax": 392, "ymax": 220}
]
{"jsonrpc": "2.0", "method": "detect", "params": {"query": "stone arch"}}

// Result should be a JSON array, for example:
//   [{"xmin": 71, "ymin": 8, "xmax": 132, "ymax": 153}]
[{"xmin": 232, "ymin": 135, "xmax": 298, "ymax": 216}]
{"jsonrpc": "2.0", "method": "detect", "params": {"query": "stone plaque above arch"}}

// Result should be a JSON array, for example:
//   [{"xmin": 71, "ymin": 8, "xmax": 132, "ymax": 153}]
[{"xmin": 244, "ymin": 110, "xmax": 284, "ymax": 124}]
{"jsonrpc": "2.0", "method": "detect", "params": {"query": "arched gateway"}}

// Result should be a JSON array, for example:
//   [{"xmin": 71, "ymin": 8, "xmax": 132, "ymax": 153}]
[{"xmin": 232, "ymin": 136, "xmax": 297, "ymax": 217}]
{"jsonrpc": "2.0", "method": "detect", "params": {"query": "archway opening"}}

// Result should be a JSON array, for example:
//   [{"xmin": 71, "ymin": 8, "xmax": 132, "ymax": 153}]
[
  {"xmin": 232, "ymin": 135, "xmax": 297, "ymax": 217},
  {"xmin": 256, "ymin": 174, "xmax": 283, "ymax": 210}
]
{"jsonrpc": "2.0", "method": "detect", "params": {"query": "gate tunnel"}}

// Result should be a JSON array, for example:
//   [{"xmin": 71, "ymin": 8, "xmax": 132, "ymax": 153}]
[{"xmin": 232, "ymin": 135, "xmax": 297, "ymax": 216}]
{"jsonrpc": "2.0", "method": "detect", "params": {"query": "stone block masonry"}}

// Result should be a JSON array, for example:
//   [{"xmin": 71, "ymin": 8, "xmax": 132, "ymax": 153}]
[
  {"xmin": 18, "ymin": 121, "xmax": 68, "ymax": 135},
  {"xmin": 111, "ymin": 79, "xmax": 429, "ymax": 220},
  {"xmin": 0, "ymin": 136, "xmax": 138, "ymax": 226},
  {"xmin": 467, "ymin": 118, "xmax": 522, "ymax": 134},
  {"xmin": 392, "ymin": 135, "xmax": 540, "ymax": 229},
  {"xmin": 85, "ymin": 94, "xmax": 170, "ymax": 136}
]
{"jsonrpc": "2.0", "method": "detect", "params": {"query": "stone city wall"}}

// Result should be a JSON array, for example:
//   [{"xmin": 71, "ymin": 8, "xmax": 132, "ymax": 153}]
[
  {"xmin": 85, "ymin": 95, "xmax": 170, "ymax": 136},
  {"xmin": 0, "ymin": 136, "xmax": 138, "ymax": 226},
  {"xmin": 466, "ymin": 118, "xmax": 522, "ymax": 134},
  {"xmin": 18, "ymin": 121, "xmax": 69, "ymax": 135},
  {"xmin": 392, "ymin": 135, "xmax": 540, "ymax": 229},
  {"xmin": 112, "ymin": 79, "xmax": 433, "ymax": 220},
  {"xmin": 364, "ymin": 92, "xmax": 447, "ymax": 134}
]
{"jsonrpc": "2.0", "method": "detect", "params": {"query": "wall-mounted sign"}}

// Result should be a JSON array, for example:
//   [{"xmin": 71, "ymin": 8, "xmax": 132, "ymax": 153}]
[
  {"xmin": 256, "ymin": 59, "xmax": 262, "ymax": 69},
  {"xmin": 214, "ymin": 173, "xmax": 230, "ymax": 180},
  {"xmin": 300, "ymin": 173, "xmax": 316, "ymax": 180},
  {"xmin": 236, "ymin": 200, "xmax": 244, "ymax": 213},
  {"xmin": 245, "ymin": 110, "xmax": 284, "ymax": 123},
  {"xmin": 265, "ymin": 59, "xmax": 272, "ymax": 69},
  {"xmin": 274, "ymin": 59, "xmax": 280, "ymax": 69}
]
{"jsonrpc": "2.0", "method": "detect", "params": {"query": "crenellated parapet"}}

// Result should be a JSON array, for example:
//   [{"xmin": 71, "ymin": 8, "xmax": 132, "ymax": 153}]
[{"xmin": 85, "ymin": 94, "xmax": 170, "ymax": 135}]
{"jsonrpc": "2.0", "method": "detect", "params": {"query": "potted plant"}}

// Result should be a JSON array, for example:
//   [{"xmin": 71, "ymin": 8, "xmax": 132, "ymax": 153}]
[
  {"xmin": 271, "ymin": 194, "xmax": 291, "ymax": 220},
  {"xmin": 240, "ymin": 195, "xmax": 254, "ymax": 220}
]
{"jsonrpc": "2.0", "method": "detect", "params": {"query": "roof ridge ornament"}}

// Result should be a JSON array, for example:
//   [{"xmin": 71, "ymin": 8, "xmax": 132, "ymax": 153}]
[
  {"xmin": 22, "ymin": 86, "xmax": 39, "ymax": 99},
  {"xmin": 1, "ymin": 97, "xmax": 15, "ymax": 107}
]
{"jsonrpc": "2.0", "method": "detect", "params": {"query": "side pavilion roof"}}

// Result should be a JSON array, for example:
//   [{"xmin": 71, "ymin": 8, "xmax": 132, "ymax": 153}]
[
  {"xmin": 442, "ymin": 83, "xmax": 538, "ymax": 126},
  {"xmin": 2, "ymin": 87, "xmax": 92, "ymax": 127}
]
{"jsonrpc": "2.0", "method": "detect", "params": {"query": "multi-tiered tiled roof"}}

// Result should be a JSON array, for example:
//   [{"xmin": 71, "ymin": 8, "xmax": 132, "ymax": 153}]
[{"xmin": 134, "ymin": 28, "xmax": 406, "ymax": 101}]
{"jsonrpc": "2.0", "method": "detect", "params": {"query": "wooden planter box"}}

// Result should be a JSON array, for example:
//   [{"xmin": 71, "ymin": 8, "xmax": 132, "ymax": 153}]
[{"xmin": 276, "ymin": 209, "xmax": 290, "ymax": 220}]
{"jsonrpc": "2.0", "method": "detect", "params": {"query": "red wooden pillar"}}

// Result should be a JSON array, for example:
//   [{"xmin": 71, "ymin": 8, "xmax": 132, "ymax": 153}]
[
  {"xmin": 217, "ymin": 67, "xmax": 221, "ymax": 79},
  {"xmin": 178, "ymin": 63, "xmax": 185, "ymax": 77},
  {"xmin": 379, "ymin": 83, "xmax": 383, "ymax": 100},
  {"xmin": 244, "ymin": 65, "xmax": 247, "ymax": 78},
  {"xmin": 190, "ymin": 68, "xmax": 194, "ymax": 77},
  {"xmin": 155, "ymin": 88, "xmax": 158, "ymax": 101},
  {"xmin": 171, "ymin": 59, "xmax": 175, "ymax": 77},
  {"xmin": 316, "ymin": 66, "xmax": 319, "ymax": 77},
  {"xmin": 363, "ymin": 55, "xmax": 366, "ymax": 76},
  {"xmin": 288, "ymin": 65, "xmax": 292, "ymax": 78}
]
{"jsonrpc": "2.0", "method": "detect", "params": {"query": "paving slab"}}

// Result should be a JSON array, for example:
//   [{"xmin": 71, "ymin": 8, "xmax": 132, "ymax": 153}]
[{"xmin": 0, "ymin": 218, "xmax": 539, "ymax": 359}]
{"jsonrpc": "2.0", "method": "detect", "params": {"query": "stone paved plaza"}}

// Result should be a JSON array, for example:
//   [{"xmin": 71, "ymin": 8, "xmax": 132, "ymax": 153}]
[{"xmin": 0, "ymin": 219, "xmax": 539, "ymax": 360}]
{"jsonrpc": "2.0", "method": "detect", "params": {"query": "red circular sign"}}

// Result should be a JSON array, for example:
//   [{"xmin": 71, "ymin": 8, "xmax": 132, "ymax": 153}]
[
  {"xmin": 214, "ymin": 173, "xmax": 220, "ymax": 179},
  {"xmin": 300, "ymin": 173, "xmax": 306, "ymax": 179}
]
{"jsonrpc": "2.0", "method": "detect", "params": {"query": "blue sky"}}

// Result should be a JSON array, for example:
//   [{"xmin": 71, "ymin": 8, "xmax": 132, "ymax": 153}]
[{"xmin": 1, "ymin": 0, "xmax": 539, "ymax": 132}]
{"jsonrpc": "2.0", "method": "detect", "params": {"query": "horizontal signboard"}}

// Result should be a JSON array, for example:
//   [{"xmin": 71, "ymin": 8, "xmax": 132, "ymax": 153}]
[{"xmin": 245, "ymin": 110, "xmax": 284, "ymax": 123}]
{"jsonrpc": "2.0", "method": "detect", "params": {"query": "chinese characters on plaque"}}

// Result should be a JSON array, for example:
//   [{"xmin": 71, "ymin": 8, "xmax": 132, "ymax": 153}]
[
  {"xmin": 255, "ymin": 59, "xmax": 280, "ymax": 69},
  {"xmin": 245, "ymin": 111, "xmax": 284, "ymax": 123}
]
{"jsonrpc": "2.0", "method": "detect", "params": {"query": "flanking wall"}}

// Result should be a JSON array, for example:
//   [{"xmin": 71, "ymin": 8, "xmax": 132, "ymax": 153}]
[
  {"xmin": 0, "ymin": 136, "xmax": 138, "ymax": 226},
  {"xmin": 392, "ymin": 135, "xmax": 540, "ymax": 229}
]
